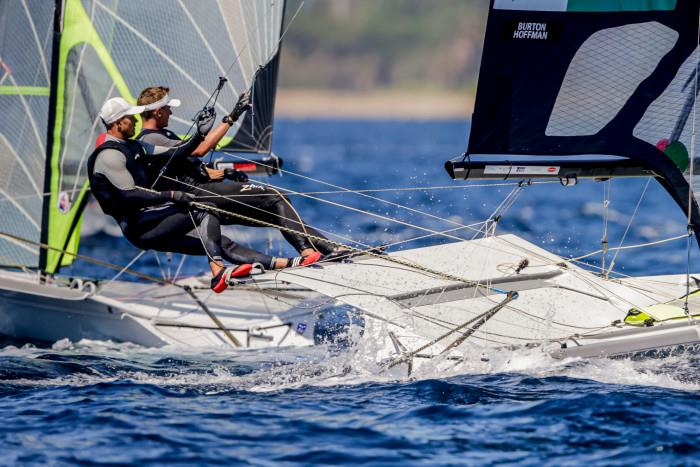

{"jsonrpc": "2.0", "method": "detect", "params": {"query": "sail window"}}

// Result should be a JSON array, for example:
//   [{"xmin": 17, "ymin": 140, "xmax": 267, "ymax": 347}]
[{"xmin": 546, "ymin": 22, "xmax": 678, "ymax": 137}]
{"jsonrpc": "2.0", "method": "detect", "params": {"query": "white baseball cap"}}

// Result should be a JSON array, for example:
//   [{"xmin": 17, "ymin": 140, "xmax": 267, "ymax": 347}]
[
  {"xmin": 99, "ymin": 97, "xmax": 146, "ymax": 124},
  {"xmin": 142, "ymin": 94, "xmax": 182, "ymax": 112}
]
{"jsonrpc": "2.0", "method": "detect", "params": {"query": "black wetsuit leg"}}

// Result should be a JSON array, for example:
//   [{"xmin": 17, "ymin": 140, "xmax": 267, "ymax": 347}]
[
  {"xmin": 220, "ymin": 236, "xmax": 274, "ymax": 268},
  {"xmin": 122, "ymin": 206, "xmax": 223, "ymax": 261},
  {"xmin": 122, "ymin": 206, "xmax": 273, "ymax": 266},
  {"xmin": 188, "ymin": 181, "xmax": 337, "ymax": 254}
]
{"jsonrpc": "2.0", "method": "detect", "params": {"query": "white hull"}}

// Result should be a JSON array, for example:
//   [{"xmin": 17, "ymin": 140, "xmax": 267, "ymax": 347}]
[
  {"xmin": 0, "ymin": 270, "xmax": 321, "ymax": 349},
  {"xmin": 2, "ymin": 234, "xmax": 699, "ymax": 362}
]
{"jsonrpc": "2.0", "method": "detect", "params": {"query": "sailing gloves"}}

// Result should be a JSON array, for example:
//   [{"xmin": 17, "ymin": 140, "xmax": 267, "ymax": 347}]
[
  {"xmin": 229, "ymin": 90, "xmax": 252, "ymax": 122},
  {"xmin": 223, "ymin": 168, "xmax": 249, "ymax": 182},
  {"xmin": 168, "ymin": 190, "xmax": 196, "ymax": 207},
  {"xmin": 196, "ymin": 107, "xmax": 216, "ymax": 136}
]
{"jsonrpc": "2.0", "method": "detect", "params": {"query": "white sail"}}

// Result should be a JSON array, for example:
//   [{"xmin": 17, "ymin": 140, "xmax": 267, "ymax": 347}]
[
  {"xmin": 11, "ymin": 0, "xmax": 287, "ymax": 273},
  {"xmin": 0, "ymin": 1, "xmax": 55, "ymax": 268}
]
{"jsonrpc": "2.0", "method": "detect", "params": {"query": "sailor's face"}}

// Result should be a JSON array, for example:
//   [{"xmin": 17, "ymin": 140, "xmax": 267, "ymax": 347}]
[
  {"xmin": 155, "ymin": 105, "xmax": 171, "ymax": 128},
  {"xmin": 118, "ymin": 115, "xmax": 136, "ymax": 138}
]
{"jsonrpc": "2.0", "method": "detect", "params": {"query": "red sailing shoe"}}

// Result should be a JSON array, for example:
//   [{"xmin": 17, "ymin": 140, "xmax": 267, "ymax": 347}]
[
  {"xmin": 289, "ymin": 251, "xmax": 322, "ymax": 268},
  {"xmin": 211, "ymin": 263, "xmax": 253, "ymax": 293}
]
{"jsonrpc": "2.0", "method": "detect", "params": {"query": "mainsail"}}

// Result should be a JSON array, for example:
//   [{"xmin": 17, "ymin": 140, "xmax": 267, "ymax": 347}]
[
  {"xmin": 0, "ymin": 0, "xmax": 286, "ymax": 274},
  {"xmin": 0, "ymin": 1, "xmax": 54, "ymax": 269},
  {"xmin": 446, "ymin": 0, "xmax": 700, "ymax": 241}
]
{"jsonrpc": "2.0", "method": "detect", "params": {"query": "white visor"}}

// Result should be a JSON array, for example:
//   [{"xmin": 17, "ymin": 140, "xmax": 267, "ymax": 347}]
[{"xmin": 142, "ymin": 94, "xmax": 182, "ymax": 112}]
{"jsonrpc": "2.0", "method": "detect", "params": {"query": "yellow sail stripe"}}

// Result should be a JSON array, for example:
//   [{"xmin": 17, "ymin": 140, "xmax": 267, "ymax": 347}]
[{"xmin": 0, "ymin": 86, "xmax": 50, "ymax": 96}]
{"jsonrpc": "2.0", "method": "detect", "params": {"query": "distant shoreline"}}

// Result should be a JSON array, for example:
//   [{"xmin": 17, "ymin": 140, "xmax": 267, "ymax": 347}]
[{"xmin": 275, "ymin": 89, "xmax": 473, "ymax": 120}]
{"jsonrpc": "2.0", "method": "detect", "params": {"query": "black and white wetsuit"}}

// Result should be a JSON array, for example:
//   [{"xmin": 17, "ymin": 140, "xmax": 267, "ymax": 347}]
[
  {"xmin": 87, "ymin": 134, "xmax": 271, "ymax": 266},
  {"xmin": 137, "ymin": 129, "xmax": 337, "ymax": 255}
]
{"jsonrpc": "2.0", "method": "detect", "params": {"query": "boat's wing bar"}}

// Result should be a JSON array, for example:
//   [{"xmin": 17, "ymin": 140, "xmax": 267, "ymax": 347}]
[
  {"xmin": 445, "ymin": 154, "xmax": 657, "ymax": 182},
  {"xmin": 388, "ymin": 270, "xmax": 562, "ymax": 308}
]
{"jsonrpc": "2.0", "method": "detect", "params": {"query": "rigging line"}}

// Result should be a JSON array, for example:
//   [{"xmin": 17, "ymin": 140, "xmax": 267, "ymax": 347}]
[
  {"xmin": 152, "ymin": 251, "xmax": 168, "ymax": 281},
  {"xmin": 132, "ymin": 188, "xmax": 495, "ymax": 288},
  {"xmin": 0, "ymin": 230, "xmax": 37, "ymax": 255},
  {"xmin": 188, "ymin": 209, "xmax": 217, "ymax": 263},
  {"xmin": 607, "ymin": 178, "xmax": 651, "ymax": 276},
  {"xmin": 102, "ymin": 250, "xmax": 145, "ymax": 286},
  {"xmin": 0, "ymin": 187, "xmax": 84, "ymax": 203},
  {"xmin": 0, "ymin": 229, "xmax": 176, "ymax": 284},
  {"xmin": 560, "ymin": 258, "xmax": 689, "ymax": 304},
  {"xmin": 160, "ymin": 175, "xmax": 373, "ymax": 249},
  {"xmin": 475, "ymin": 184, "xmax": 524, "ymax": 239},
  {"xmin": 173, "ymin": 254, "xmax": 188, "ymax": 283},
  {"xmin": 371, "ymin": 221, "xmax": 490, "ymax": 252},
  {"xmin": 601, "ymin": 180, "xmax": 611, "ymax": 276},
  {"xmin": 492, "ymin": 235, "xmax": 672, "ymax": 311},
  {"xmin": 504, "ymin": 303, "xmax": 613, "ymax": 331},
  {"xmin": 566, "ymin": 234, "xmax": 688, "ymax": 262},
  {"xmin": 253, "ymin": 178, "xmax": 483, "ymax": 241},
  {"xmin": 557, "ymin": 261, "xmax": 649, "ymax": 312},
  {"xmin": 262, "ymin": 0, "xmax": 305, "ymax": 65},
  {"xmin": 385, "ymin": 292, "xmax": 518, "ymax": 370},
  {"xmin": 193, "ymin": 181, "xmax": 558, "ymax": 196},
  {"xmin": 226, "ymin": 152, "xmax": 492, "ymax": 234}
]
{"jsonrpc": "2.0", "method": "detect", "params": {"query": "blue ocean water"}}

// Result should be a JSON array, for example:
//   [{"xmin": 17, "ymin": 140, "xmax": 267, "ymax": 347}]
[{"xmin": 3, "ymin": 119, "xmax": 700, "ymax": 465}]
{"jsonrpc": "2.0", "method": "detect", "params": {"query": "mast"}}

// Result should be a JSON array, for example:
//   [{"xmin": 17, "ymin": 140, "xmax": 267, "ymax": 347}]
[{"xmin": 39, "ymin": 0, "xmax": 64, "ymax": 273}]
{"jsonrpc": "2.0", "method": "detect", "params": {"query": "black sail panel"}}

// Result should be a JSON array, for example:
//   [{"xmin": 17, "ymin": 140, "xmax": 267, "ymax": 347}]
[
  {"xmin": 451, "ymin": 0, "xmax": 700, "ymax": 242},
  {"xmin": 220, "ymin": 50, "xmax": 281, "ymax": 154}
]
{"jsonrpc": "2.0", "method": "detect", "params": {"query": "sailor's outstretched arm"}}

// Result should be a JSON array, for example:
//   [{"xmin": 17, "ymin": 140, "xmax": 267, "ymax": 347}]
[
  {"xmin": 191, "ymin": 122, "xmax": 230, "ymax": 157},
  {"xmin": 191, "ymin": 90, "xmax": 251, "ymax": 157}
]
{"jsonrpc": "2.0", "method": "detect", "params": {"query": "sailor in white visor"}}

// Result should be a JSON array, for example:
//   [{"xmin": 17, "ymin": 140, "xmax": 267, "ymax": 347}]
[{"xmin": 135, "ymin": 86, "xmax": 345, "ymax": 269}]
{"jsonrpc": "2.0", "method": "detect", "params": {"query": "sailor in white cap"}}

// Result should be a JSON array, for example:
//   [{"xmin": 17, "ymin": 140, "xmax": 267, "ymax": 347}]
[{"xmin": 87, "ymin": 97, "xmax": 254, "ymax": 293}]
